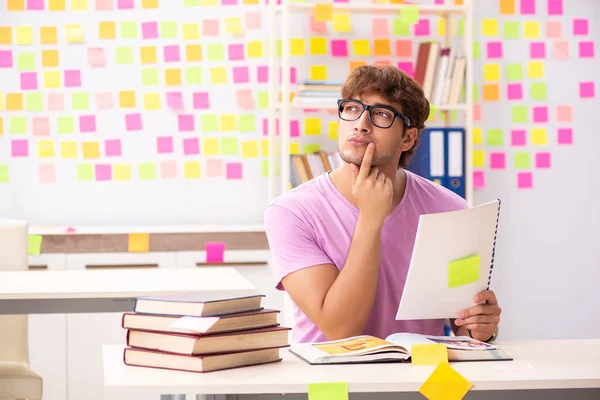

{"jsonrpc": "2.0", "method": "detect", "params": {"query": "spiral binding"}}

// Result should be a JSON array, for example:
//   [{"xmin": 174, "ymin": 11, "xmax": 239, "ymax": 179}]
[{"xmin": 487, "ymin": 199, "xmax": 501, "ymax": 290}]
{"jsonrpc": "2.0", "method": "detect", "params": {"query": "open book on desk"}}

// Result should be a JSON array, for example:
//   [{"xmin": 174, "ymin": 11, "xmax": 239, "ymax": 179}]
[{"xmin": 290, "ymin": 333, "xmax": 512, "ymax": 365}]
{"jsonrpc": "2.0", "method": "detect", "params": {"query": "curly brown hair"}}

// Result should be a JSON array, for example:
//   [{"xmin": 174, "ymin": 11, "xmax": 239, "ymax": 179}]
[{"xmin": 341, "ymin": 65, "xmax": 430, "ymax": 168}]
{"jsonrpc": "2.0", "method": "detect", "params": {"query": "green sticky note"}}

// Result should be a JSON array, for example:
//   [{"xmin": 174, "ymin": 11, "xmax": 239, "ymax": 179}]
[
  {"xmin": 142, "ymin": 68, "xmax": 159, "ymax": 86},
  {"xmin": 238, "ymin": 115, "xmax": 256, "ymax": 132},
  {"xmin": 0, "ymin": 165, "xmax": 9, "ymax": 183},
  {"xmin": 486, "ymin": 129, "xmax": 503, "ymax": 146},
  {"xmin": 183, "ymin": 0, "xmax": 200, "ymax": 5},
  {"xmin": 448, "ymin": 254, "xmax": 480, "ymax": 289},
  {"xmin": 72, "ymin": 93, "xmax": 89, "ymax": 110},
  {"xmin": 25, "ymin": 92, "xmax": 43, "ymax": 111},
  {"xmin": 308, "ymin": 382, "xmax": 348, "ymax": 400},
  {"xmin": 10, "ymin": 117, "xmax": 27, "ymax": 134},
  {"xmin": 207, "ymin": 44, "xmax": 224, "ymax": 61},
  {"xmin": 18, "ymin": 52, "xmax": 35, "ymax": 71},
  {"xmin": 457, "ymin": 19, "xmax": 464, "ymax": 36},
  {"xmin": 472, "ymin": 41, "xmax": 480, "ymax": 59},
  {"xmin": 58, "ymin": 116, "xmax": 75, "ymax": 134},
  {"xmin": 503, "ymin": 21, "xmax": 520, "ymax": 39},
  {"xmin": 400, "ymin": 5, "xmax": 419, "ymax": 24},
  {"xmin": 160, "ymin": 21, "xmax": 178, "ymax": 39},
  {"xmin": 185, "ymin": 67, "xmax": 202, "ymax": 84},
  {"xmin": 120, "ymin": 21, "xmax": 138, "ymax": 39},
  {"xmin": 472, "ymin": 84, "xmax": 479, "ymax": 102},
  {"xmin": 116, "ymin": 46, "xmax": 134, "ymax": 64},
  {"xmin": 221, "ymin": 137, "xmax": 239, "ymax": 155},
  {"xmin": 393, "ymin": 18, "xmax": 411, "ymax": 35},
  {"xmin": 511, "ymin": 106, "xmax": 528, "ymax": 123},
  {"xmin": 506, "ymin": 64, "xmax": 523, "ymax": 81},
  {"xmin": 276, "ymin": 40, "xmax": 282, "ymax": 57},
  {"xmin": 530, "ymin": 83, "xmax": 547, "ymax": 100},
  {"xmin": 262, "ymin": 159, "xmax": 279, "ymax": 178},
  {"xmin": 304, "ymin": 144, "xmax": 321, "ymax": 154},
  {"xmin": 257, "ymin": 91, "xmax": 269, "ymax": 109},
  {"xmin": 428, "ymin": 105, "xmax": 438, "ymax": 121},
  {"xmin": 77, "ymin": 164, "xmax": 94, "ymax": 181},
  {"xmin": 28, "ymin": 235, "xmax": 43, "ymax": 256},
  {"xmin": 514, "ymin": 152, "xmax": 531, "ymax": 169},
  {"xmin": 201, "ymin": 114, "xmax": 218, "ymax": 132},
  {"xmin": 451, "ymin": 110, "xmax": 458, "ymax": 122},
  {"xmin": 139, "ymin": 162, "xmax": 157, "ymax": 180}
]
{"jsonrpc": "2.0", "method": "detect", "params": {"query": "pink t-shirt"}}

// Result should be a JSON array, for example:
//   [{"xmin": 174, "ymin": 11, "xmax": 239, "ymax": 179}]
[{"xmin": 264, "ymin": 170, "xmax": 468, "ymax": 343}]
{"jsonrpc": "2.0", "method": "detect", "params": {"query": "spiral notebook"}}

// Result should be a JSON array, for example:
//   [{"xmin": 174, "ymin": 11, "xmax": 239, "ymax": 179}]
[{"xmin": 396, "ymin": 199, "xmax": 501, "ymax": 320}]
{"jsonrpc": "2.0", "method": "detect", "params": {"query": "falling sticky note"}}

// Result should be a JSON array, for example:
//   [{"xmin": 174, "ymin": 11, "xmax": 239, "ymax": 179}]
[
  {"xmin": 448, "ymin": 254, "xmax": 480, "ymax": 288},
  {"xmin": 308, "ymin": 382, "xmax": 348, "ymax": 400},
  {"xmin": 65, "ymin": 24, "xmax": 84, "ymax": 43},
  {"xmin": 28, "ymin": 235, "xmax": 43, "ymax": 256},
  {"xmin": 411, "ymin": 344, "xmax": 448, "ymax": 366},
  {"xmin": 419, "ymin": 362, "xmax": 473, "ymax": 400},
  {"xmin": 205, "ymin": 241, "xmax": 225, "ymax": 263},
  {"xmin": 128, "ymin": 233, "xmax": 150, "ymax": 253}
]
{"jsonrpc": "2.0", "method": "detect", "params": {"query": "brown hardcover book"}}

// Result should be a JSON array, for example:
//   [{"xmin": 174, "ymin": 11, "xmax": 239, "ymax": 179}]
[
  {"xmin": 122, "ymin": 309, "xmax": 280, "ymax": 335},
  {"xmin": 133, "ymin": 292, "xmax": 264, "ymax": 317},
  {"xmin": 319, "ymin": 151, "xmax": 332, "ymax": 172},
  {"xmin": 127, "ymin": 325, "xmax": 290, "ymax": 356},
  {"xmin": 123, "ymin": 345, "xmax": 288, "ymax": 373},
  {"xmin": 291, "ymin": 155, "xmax": 311, "ymax": 183}
]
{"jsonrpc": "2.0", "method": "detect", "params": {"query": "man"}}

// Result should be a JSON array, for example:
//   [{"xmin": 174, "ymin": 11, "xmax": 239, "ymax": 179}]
[{"xmin": 264, "ymin": 65, "xmax": 501, "ymax": 344}]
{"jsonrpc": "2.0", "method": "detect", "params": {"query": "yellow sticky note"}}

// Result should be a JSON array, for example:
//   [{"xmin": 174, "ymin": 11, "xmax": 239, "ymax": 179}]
[
  {"xmin": 220, "ymin": 114, "xmax": 237, "ymax": 131},
  {"xmin": 202, "ymin": 138, "xmax": 220, "ymax": 155},
  {"xmin": 65, "ymin": 24, "xmax": 84, "ymax": 43},
  {"xmin": 224, "ymin": 17, "xmax": 242, "ymax": 34},
  {"xmin": 310, "ymin": 65, "xmax": 327, "ymax": 81},
  {"xmin": 241, "ymin": 141, "xmax": 259, "ymax": 158},
  {"xmin": 290, "ymin": 142, "xmax": 299, "ymax": 155},
  {"xmin": 473, "ymin": 150, "xmax": 485, "ymax": 167},
  {"xmin": 352, "ymin": 40, "xmax": 371, "ymax": 56},
  {"xmin": 16, "ymin": 26, "xmax": 33, "ymax": 45},
  {"xmin": 261, "ymin": 139, "xmax": 269, "ymax": 156},
  {"xmin": 114, "ymin": 164, "xmax": 131, "ymax": 181},
  {"xmin": 472, "ymin": 127, "xmax": 483, "ymax": 145},
  {"xmin": 99, "ymin": 22, "xmax": 116, "ymax": 39},
  {"xmin": 0, "ymin": 27, "xmax": 11, "ymax": 45},
  {"xmin": 128, "ymin": 233, "xmax": 150, "ymax": 253},
  {"xmin": 40, "ymin": 27, "xmax": 57, "ymax": 44},
  {"xmin": 247, "ymin": 41, "xmax": 263, "ymax": 58},
  {"xmin": 290, "ymin": 38, "xmax": 305, "ymax": 56},
  {"xmin": 374, "ymin": 39, "xmax": 391, "ymax": 56},
  {"xmin": 165, "ymin": 68, "xmax": 182, "ymax": 86},
  {"xmin": 523, "ymin": 21, "xmax": 540, "ymax": 38},
  {"xmin": 61, "ymin": 142, "xmax": 78, "ymax": 158},
  {"xmin": 71, "ymin": 0, "xmax": 88, "ymax": 9},
  {"xmin": 305, "ymin": 118, "xmax": 321, "ymax": 135},
  {"xmin": 28, "ymin": 235, "xmax": 43, "ymax": 256},
  {"xmin": 481, "ymin": 19, "xmax": 498, "ymax": 36},
  {"xmin": 42, "ymin": 50, "xmax": 59, "ymax": 67},
  {"xmin": 483, "ymin": 64, "xmax": 500, "ymax": 81},
  {"xmin": 448, "ymin": 254, "xmax": 480, "ymax": 288},
  {"xmin": 144, "ymin": 93, "xmax": 160, "ymax": 110},
  {"xmin": 531, "ymin": 128, "xmax": 547, "ymax": 145},
  {"xmin": 310, "ymin": 37, "xmax": 327, "ymax": 55},
  {"xmin": 328, "ymin": 121, "xmax": 338, "ymax": 139},
  {"xmin": 437, "ymin": 18, "xmax": 446, "ymax": 36},
  {"xmin": 210, "ymin": 67, "xmax": 227, "ymax": 84},
  {"xmin": 419, "ymin": 363, "xmax": 473, "ymax": 400},
  {"xmin": 38, "ymin": 140, "xmax": 56, "ymax": 158},
  {"xmin": 333, "ymin": 14, "xmax": 351, "ymax": 32},
  {"xmin": 82, "ymin": 142, "xmax": 100, "ymax": 159},
  {"xmin": 119, "ymin": 91, "xmax": 136, "ymax": 108},
  {"xmin": 6, "ymin": 94, "xmax": 23, "ymax": 111},
  {"xmin": 142, "ymin": 0, "xmax": 158, "ymax": 8},
  {"xmin": 186, "ymin": 44, "xmax": 202, "ymax": 61},
  {"xmin": 44, "ymin": 71, "xmax": 61, "ymax": 88},
  {"xmin": 182, "ymin": 23, "xmax": 200, "ymax": 39},
  {"xmin": 48, "ymin": 0, "xmax": 65, "ymax": 10},
  {"xmin": 308, "ymin": 382, "xmax": 348, "ymax": 400},
  {"xmin": 8, "ymin": 0, "xmax": 25, "ymax": 11},
  {"xmin": 314, "ymin": 3, "xmax": 333, "ymax": 22},
  {"xmin": 184, "ymin": 161, "xmax": 201, "ymax": 179},
  {"xmin": 140, "ymin": 46, "xmax": 157, "ymax": 64},
  {"xmin": 411, "ymin": 344, "xmax": 448, "ymax": 366},
  {"xmin": 527, "ymin": 61, "xmax": 544, "ymax": 79}
]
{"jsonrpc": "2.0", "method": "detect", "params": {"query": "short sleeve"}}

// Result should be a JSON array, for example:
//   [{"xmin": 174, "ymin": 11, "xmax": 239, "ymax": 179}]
[{"xmin": 264, "ymin": 204, "xmax": 334, "ymax": 290}]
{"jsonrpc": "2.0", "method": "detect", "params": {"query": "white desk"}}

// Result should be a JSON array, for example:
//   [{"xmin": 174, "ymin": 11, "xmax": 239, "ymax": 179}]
[
  {"xmin": 0, "ymin": 267, "xmax": 256, "ymax": 314},
  {"xmin": 103, "ymin": 339, "xmax": 600, "ymax": 398}
]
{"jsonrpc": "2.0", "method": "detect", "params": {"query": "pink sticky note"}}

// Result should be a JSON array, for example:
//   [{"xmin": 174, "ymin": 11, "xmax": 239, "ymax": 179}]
[
  {"xmin": 193, "ymin": 92, "xmax": 210, "ymax": 109},
  {"xmin": 233, "ymin": 66, "xmax": 249, "ymax": 83},
  {"xmin": 397, "ymin": 61, "xmax": 414, "ymax": 77},
  {"xmin": 414, "ymin": 19, "xmax": 430, "ymax": 36},
  {"xmin": 156, "ymin": 136, "xmax": 174, "ymax": 153},
  {"xmin": 203, "ymin": 19, "xmax": 219, "ymax": 36},
  {"xmin": 530, "ymin": 42, "xmax": 546, "ymax": 59},
  {"xmin": 547, "ymin": 0, "xmax": 562, "ymax": 15},
  {"xmin": 226, "ymin": 162, "xmax": 243, "ymax": 180},
  {"xmin": 331, "ymin": 40, "xmax": 348, "ymax": 57},
  {"xmin": 28, "ymin": 0, "xmax": 44, "ymax": 10},
  {"xmin": 552, "ymin": 41, "xmax": 569, "ymax": 59},
  {"xmin": 11, "ymin": 140, "xmax": 29, "ymax": 157},
  {"xmin": 310, "ymin": 13, "xmax": 327, "ymax": 33},
  {"xmin": 490, "ymin": 152, "xmax": 506, "ymax": 169},
  {"xmin": 573, "ymin": 18, "xmax": 588, "ymax": 35},
  {"xmin": 473, "ymin": 104, "xmax": 482, "ymax": 122},
  {"xmin": 170, "ymin": 316, "xmax": 220, "ymax": 333},
  {"xmin": 434, "ymin": 0, "xmax": 444, "ymax": 3},
  {"xmin": 290, "ymin": 120, "xmax": 300, "ymax": 137},
  {"xmin": 535, "ymin": 152, "xmax": 551, "ymax": 168},
  {"xmin": 88, "ymin": 48, "xmax": 106, "ymax": 67},
  {"xmin": 507, "ymin": 83, "xmax": 523, "ymax": 100},
  {"xmin": 206, "ymin": 159, "xmax": 223, "ymax": 177},
  {"xmin": 517, "ymin": 172, "xmax": 533, "ymax": 189},
  {"xmin": 245, "ymin": 12, "xmax": 261, "ymax": 30},
  {"xmin": 579, "ymin": 41, "xmax": 594, "ymax": 58},
  {"xmin": 33, "ymin": 117, "xmax": 50, "ymax": 136},
  {"xmin": 558, "ymin": 128, "xmax": 573, "ymax": 144},
  {"xmin": 96, "ymin": 92, "xmax": 114, "ymax": 109},
  {"xmin": 142, "ymin": 22, "xmax": 159, "ymax": 39},
  {"xmin": 511, "ymin": 129, "xmax": 527, "ymax": 146},
  {"xmin": 0, "ymin": 51, "xmax": 13, "ymax": 68},
  {"xmin": 533, "ymin": 106, "xmax": 548, "ymax": 122},
  {"xmin": 160, "ymin": 160, "xmax": 178, "ymax": 179},
  {"xmin": 580, "ymin": 81, "xmax": 595, "ymax": 98},
  {"xmin": 48, "ymin": 94, "xmax": 65, "ymax": 111},
  {"xmin": 372, "ymin": 18, "xmax": 389, "ymax": 37},
  {"xmin": 166, "ymin": 92, "xmax": 184, "ymax": 110},
  {"xmin": 556, "ymin": 105, "xmax": 572, "ymax": 122},
  {"xmin": 222, "ymin": 0, "xmax": 237, "ymax": 5},
  {"xmin": 178, "ymin": 114, "xmax": 195, "ymax": 131},
  {"xmin": 257, "ymin": 66, "xmax": 268, "ymax": 83},
  {"xmin": 545, "ymin": 21, "xmax": 561, "ymax": 38},
  {"xmin": 183, "ymin": 138, "xmax": 200, "ymax": 155},
  {"xmin": 473, "ymin": 171, "xmax": 485, "ymax": 189},
  {"xmin": 487, "ymin": 42, "xmax": 503, "ymax": 58},
  {"xmin": 80, "ymin": 115, "xmax": 97, "ymax": 132},
  {"xmin": 20, "ymin": 72, "xmax": 38, "ymax": 91},
  {"xmin": 117, "ymin": 0, "xmax": 133, "ymax": 8},
  {"xmin": 96, "ymin": 0, "xmax": 113, "ymax": 11},
  {"xmin": 95, "ymin": 164, "xmax": 112, "ymax": 181},
  {"xmin": 205, "ymin": 241, "xmax": 225, "ymax": 263},
  {"xmin": 64, "ymin": 70, "xmax": 81, "ymax": 87},
  {"xmin": 520, "ymin": 0, "xmax": 535, "ymax": 14},
  {"xmin": 105, "ymin": 139, "xmax": 122, "ymax": 156},
  {"xmin": 228, "ymin": 44, "xmax": 245, "ymax": 61},
  {"xmin": 236, "ymin": 89, "xmax": 255, "ymax": 109},
  {"xmin": 262, "ymin": 118, "xmax": 280, "ymax": 136},
  {"xmin": 38, "ymin": 164, "xmax": 56, "ymax": 184},
  {"xmin": 125, "ymin": 113, "xmax": 142, "ymax": 131},
  {"xmin": 164, "ymin": 45, "xmax": 180, "ymax": 62}
]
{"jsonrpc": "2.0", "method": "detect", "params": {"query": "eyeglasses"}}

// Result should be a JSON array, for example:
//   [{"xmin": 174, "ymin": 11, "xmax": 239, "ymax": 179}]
[{"xmin": 337, "ymin": 99, "xmax": 411, "ymax": 129}]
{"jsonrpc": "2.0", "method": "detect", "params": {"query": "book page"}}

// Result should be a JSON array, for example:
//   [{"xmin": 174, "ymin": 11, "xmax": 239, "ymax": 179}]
[{"xmin": 312, "ymin": 335, "xmax": 409, "ymax": 356}]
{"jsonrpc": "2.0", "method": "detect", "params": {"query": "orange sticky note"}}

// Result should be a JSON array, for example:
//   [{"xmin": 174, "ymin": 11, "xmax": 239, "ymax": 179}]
[
  {"xmin": 499, "ymin": 0, "xmax": 515, "ymax": 14},
  {"xmin": 411, "ymin": 344, "xmax": 448, "ymax": 366},
  {"xmin": 419, "ymin": 362, "xmax": 473, "ymax": 400},
  {"xmin": 314, "ymin": 3, "xmax": 333, "ymax": 22},
  {"xmin": 128, "ymin": 233, "xmax": 150, "ymax": 253},
  {"xmin": 482, "ymin": 84, "xmax": 500, "ymax": 101}
]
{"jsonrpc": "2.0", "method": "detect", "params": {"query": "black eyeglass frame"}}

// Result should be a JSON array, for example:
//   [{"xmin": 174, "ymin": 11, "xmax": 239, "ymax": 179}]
[{"xmin": 337, "ymin": 99, "xmax": 412, "ymax": 128}]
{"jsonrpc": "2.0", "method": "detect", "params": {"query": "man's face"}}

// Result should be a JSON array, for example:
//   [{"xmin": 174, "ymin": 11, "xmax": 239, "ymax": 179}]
[{"xmin": 337, "ymin": 93, "xmax": 411, "ymax": 169}]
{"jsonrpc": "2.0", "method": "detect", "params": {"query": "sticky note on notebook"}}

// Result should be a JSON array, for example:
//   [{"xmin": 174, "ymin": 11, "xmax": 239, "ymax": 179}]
[
  {"xmin": 308, "ymin": 382, "xmax": 348, "ymax": 400},
  {"xmin": 205, "ymin": 241, "xmax": 225, "ymax": 263},
  {"xmin": 448, "ymin": 254, "xmax": 480, "ymax": 288},
  {"xmin": 28, "ymin": 235, "xmax": 43, "ymax": 256},
  {"xmin": 411, "ymin": 344, "xmax": 448, "ymax": 366},
  {"xmin": 128, "ymin": 233, "xmax": 150, "ymax": 252},
  {"xmin": 419, "ymin": 362, "xmax": 473, "ymax": 400}
]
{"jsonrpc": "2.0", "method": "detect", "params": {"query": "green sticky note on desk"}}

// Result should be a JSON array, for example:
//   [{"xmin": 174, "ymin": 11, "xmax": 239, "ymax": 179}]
[
  {"xmin": 448, "ymin": 254, "xmax": 480, "ymax": 288},
  {"xmin": 28, "ymin": 235, "xmax": 43, "ymax": 256},
  {"xmin": 308, "ymin": 382, "xmax": 348, "ymax": 400}
]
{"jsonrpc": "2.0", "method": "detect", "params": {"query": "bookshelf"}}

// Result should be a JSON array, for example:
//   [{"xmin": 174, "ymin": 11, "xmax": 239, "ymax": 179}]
[{"xmin": 267, "ymin": 0, "xmax": 475, "ymax": 206}]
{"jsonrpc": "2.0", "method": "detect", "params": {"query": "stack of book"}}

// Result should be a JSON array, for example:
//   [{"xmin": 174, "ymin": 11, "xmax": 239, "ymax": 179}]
[
  {"xmin": 121, "ymin": 292, "xmax": 290, "ymax": 373},
  {"xmin": 291, "ymin": 151, "xmax": 342, "ymax": 187},
  {"xmin": 292, "ymin": 80, "xmax": 344, "ymax": 107}
]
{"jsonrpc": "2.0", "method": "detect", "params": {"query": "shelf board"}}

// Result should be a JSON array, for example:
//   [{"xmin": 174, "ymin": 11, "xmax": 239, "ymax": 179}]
[
  {"xmin": 277, "ymin": 3, "xmax": 467, "ymax": 15},
  {"xmin": 276, "ymin": 103, "xmax": 468, "ymax": 111}
]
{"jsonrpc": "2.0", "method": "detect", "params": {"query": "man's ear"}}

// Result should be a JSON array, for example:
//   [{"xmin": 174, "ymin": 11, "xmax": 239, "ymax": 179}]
[{"xmin": 400, "ymin": 127, "xmax": 418, "ymax": 152}]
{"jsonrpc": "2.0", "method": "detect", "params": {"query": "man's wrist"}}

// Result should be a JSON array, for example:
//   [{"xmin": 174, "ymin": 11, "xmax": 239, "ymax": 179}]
[{"xmin": 468, "ymin": 327, "xmax": 498, "ymax": 343}]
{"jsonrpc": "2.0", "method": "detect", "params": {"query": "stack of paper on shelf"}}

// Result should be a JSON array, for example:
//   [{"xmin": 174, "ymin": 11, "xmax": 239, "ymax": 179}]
[
  {"xmin": 121, "ymin": 292, "xmax": 290, "ymax": 373},
  {"xmin": 292, "ymin": 80, "xmax": 343, "ymax": 106}
]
